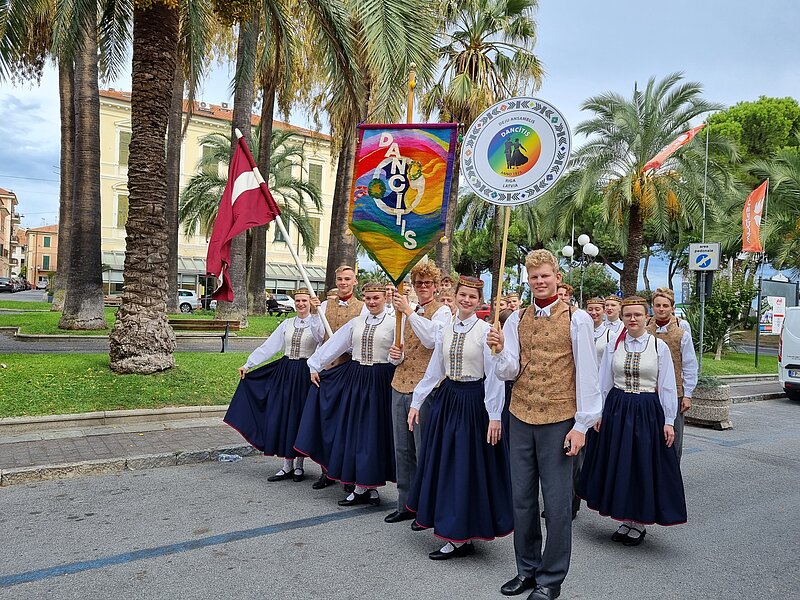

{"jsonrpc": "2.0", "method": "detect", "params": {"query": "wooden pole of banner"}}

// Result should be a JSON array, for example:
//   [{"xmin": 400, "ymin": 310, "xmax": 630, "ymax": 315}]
[
  {"xmin": 395, "ymin": 63, "xmax": 417, "ymax": 347},
  {"xmin": 491, "ymin": 206, "xmax": 512, "ymax": 355},
  {"xmin": 234, "ymin": 128, "xmax": 333, "ymax": 338}
]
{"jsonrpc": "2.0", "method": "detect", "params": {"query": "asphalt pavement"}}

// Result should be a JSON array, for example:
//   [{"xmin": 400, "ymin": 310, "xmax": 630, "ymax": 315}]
[{"xmin": 1, "ymin": 399, "xmax": 798, "ymax": 599}]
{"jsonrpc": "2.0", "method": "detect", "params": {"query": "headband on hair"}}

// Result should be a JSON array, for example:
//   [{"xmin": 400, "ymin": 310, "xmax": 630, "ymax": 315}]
[
  {"xmin": 361, "ymin": 281, "xmax": 386, "ymax": 294},
  {"xmin": 295, "ymin": 287, "xmax": 312, "ymax": 296},
  {"xmin": 585, "ymin": 297, "xmax": 605, "ymax": 307},
  {"xmin": 620, "ymin": 297, "xmax": 649, "ymax": 308},
  {"xmin": 605, "ymin": 295, "xmax": 622, "ymax": 303},
  {"xmin": 458, "ymin": 275, "xmax": 484, "ymax": 290}
]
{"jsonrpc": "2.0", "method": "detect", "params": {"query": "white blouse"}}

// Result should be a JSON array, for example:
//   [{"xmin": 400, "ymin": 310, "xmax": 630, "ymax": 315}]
[
  {"xmin": 242, "ymin": 315, "xmax": 325, "ymax": 370},
  {"xmin": 599, "ymin": 331, "xmax": 679, "ymax": 425},
  {"xmin": 411, "ymin": 313, "xmax": 505, "ymax": 421},
  {"xmin": 402, "ymin": 303, "xmax": 453, "ymax": 349}
]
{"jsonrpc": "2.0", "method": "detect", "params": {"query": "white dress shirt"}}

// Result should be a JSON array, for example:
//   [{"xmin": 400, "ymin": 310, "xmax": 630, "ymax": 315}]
[
  {"xmin": 605, "ymin": 318, "xmax": 624, "ymax": 335},
  {"xmin": 599, "ymin": 331, "xmax": 679, "ymax": 425},
  {"xmin": 402, "ymin": 302, "xmax": 453, "ymax": 350},
  {"xmin": 492, "ymin": 300, "xmax": 603, "ymax": 433},
  {"xmin": 307, "ymin": 308, "xmax": 402, "ymax": 373},
  {"xmin": 411, "ymin": 313, "xmax": 505, "ymax": 421},
  {"xmin": 654, "ymin": 322, "xmax": 698, "ymax": 398},
  {"xmin": 243, "ymin": 315, "xmax": 325, "ymax": 370}
]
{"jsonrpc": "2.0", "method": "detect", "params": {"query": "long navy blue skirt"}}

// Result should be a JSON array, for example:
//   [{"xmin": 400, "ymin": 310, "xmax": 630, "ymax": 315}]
[
  {"xmin": 407, "ymin": 379, "xmax": 513, "ymax": 543},
  {"xmin": 223, "ymin": 356, "xmax": 311, "ymax": 458},
  {"xmin": 578, "ymin": 387, "xmax": 687, "ymax": 525},
  {"xmin": 294, "ymin": 361, "xmax": 396, "ymax": 488}
]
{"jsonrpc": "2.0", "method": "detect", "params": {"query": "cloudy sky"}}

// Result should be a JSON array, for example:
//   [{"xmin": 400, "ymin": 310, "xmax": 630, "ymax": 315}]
[{"xmin": 0, "ymin": 0, "xmax": 796, "ymax": 286}]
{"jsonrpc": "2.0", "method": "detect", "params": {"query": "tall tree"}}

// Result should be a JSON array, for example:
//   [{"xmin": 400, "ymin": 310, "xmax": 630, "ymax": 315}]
[
  {"xmin": 420, "ymin": 0, "xmax": 544, "ymax": 274},
  {"xmin": 109, "ymin": 1, "xmax": 180, "ymax": 372},
  {"xmin": 558, "ymin": 73, "xmax": 735, "ymax": 294}
]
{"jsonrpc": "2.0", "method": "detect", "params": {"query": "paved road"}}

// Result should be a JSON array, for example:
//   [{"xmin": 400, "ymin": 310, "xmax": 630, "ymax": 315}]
[{"xmin": 1, "ymin": 399, "xmax": 798, "ymax": 599}]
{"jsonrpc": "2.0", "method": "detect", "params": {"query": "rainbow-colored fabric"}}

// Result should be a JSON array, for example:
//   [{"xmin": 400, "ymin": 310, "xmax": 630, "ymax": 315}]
[{"xmin": 349, "ymin": 123, "xmax": 458, "ymax": 285}]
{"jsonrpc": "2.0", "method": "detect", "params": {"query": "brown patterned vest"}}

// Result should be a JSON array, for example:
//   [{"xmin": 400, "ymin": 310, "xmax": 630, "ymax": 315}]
[
  {"xmin": 511, "ymin": 300, "xmax": 577, "ymax": 425},
  {"xmin": 325, "ymin": 297, "xmax": 365, "ymax": 367},
  {"xmin": 391, "ymin": 299, "xmax": 445, "ymax": 394},
  {"xmin": 647, "ymin": 316, "xmax": 685, "ymax": 397}
]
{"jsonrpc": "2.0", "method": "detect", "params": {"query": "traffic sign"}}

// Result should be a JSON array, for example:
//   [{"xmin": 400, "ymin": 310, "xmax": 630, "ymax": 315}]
[{"xmin": 688, "ymin": 242, "xmax": 721, "ymax": 271}]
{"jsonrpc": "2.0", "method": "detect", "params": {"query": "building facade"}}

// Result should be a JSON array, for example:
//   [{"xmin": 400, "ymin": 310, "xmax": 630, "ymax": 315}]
[
  {"xmin": 0, "ymin": 187, "xmax": 19, "ymax": 277},
  {"xmin": 25, "ymin": 224, "xmax": 58, "ymax": 287},
  {"xmin": 99, "ymin": 90, "xmax": 335, "ymax": 296}
]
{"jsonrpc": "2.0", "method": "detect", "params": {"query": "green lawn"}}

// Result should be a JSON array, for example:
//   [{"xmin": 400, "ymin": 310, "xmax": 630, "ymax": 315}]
[
  {"xmin": 0, "ymin": 299, "xmax": 52, "ymax": 310},
  {"xmin": 0, "ymin": 308, "xmax": 284, "ymax": 337},
  {"xmin": 0, "ymin": 353, "xmax": 252, "ymax": 418},
  {"xmin": 700, "ymin": 352, "xmax": 777, "ymax": 376}
]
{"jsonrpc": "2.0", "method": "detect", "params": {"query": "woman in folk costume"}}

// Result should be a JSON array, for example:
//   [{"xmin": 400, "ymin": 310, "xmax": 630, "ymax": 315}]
[
  {"xmin": 406, "ymin": 276, "xmax": 512, "ymax": 561},
  {"xmin": 578, "ymin": 296, "xmax": 687, "ymax": 546},
  {"xmin": 585, "ymin": 297, "xmax": 612, "ymax": 367},
  {"xmin": 294, "ymin": 281, "xmax": 400, "ymax": 506},
  {"xmin": 647, "ymin": 288, "xmax": 697, "ymax": 462},
  {"xmin": 224, "ymin": 289, "xmax": 324, "ymax": 482}
]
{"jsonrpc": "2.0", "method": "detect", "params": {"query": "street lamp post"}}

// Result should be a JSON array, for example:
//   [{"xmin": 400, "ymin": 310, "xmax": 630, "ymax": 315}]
[{"xmin": 562, "ymin": 235, "xmax": 599, "ymax": 305}]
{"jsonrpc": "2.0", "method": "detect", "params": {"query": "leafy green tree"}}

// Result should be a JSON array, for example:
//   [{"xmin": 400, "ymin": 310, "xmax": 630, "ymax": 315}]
[{"xmin": 563, "ymin": 263, "xmax": 618, "ymax": 305}]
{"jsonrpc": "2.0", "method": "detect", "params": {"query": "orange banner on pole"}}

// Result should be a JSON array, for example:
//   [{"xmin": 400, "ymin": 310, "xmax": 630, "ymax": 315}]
[
  {"xmin": 642, "ymin": 124, "xmax": 705, "ymax": 172},
  {"xmin": 742, "ymin": 180, "xmax": 768, "ymax": 252}
]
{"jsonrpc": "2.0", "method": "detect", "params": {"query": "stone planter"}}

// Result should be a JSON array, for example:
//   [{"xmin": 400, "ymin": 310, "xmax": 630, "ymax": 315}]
[{"xmin": 686, "ymin": 384, "xmax": 733, "ymax": 430}]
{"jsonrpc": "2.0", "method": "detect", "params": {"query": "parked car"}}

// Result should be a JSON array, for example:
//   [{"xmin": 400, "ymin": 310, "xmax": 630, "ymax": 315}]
[
  {"xmin": 778, "ymin": 306, "xmax": 800, "ymax": 402},
  {"xmin": 270, "ymin": 293, "xmax": 295, "ymax": 311},
  {"xmin": 0, "ymin": 277, "xmax": 14, "ymax": 293},
  {"xmin": 177, "ymin": 289, "xmax": 202, "ymax": 313},
  {"xmin": 476, "ymin": 303, "xmax": 492, "ymax": 321},
  {"xmin": 36, "ymin": 279, "xmax": 48, "ymax": 290}
]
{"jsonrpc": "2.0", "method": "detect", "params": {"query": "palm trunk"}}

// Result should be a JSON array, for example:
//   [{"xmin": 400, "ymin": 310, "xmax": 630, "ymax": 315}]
[
  {"xmin": 667, "ymin": 254, "xmax": 677, "ymax": 290},
  {"xmin": 620, "ymin": 203, "xmax": 643, "ymax": 296},
  {"xmin": 249, "ymin": 82, "xmax": 276, "ymax": 315},
  {"xmin": 108, "ymin": 4, "xmax": 179, "ymax": 373},
  {"xmin": 58, "ymin": 22, "xmax": 105, "ymax": 330},
  {"xmin": 324, "ymin": 134, "xmax": 357, "ymax": 290},
  {"xmin": 165, "ymin": 63, "xmax": 184, "ymax": 314},
  {"xmin": 216, "ymin": 12, "xmax": 259, "ymax": 326},
  {"xmin": 642, "ymin": 245, "xmax": 651, "ymax": 293},
  {"xmin": 52, "ymin": 59, "xmax": 74, "ymax": 312},
  {"xmin": 436, "ymin": 145, "xmax": 460, "ymax": 275}
]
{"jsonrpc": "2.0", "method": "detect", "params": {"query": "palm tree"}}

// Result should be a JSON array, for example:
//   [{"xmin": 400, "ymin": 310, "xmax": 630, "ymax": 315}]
[
  {"xmin": 556, "ymin": 73, "xmax": 736, "ymax": 294},
  {"xmin": 420, "ymin": 0, "xmax": 544, "ymax": 274},
  {"xmin": 179, "ymin": 128, "xmax": 323, "ymax": 263}
]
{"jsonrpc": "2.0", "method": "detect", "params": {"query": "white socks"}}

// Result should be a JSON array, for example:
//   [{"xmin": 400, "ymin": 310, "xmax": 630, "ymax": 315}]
[
  {"xmin": 294, "ymin": 457, "xmax": 305, "ymax": 470},
  {"xmin": 438, "ymin": 541, "xmax": 471, "ymax": 553},
  {"xmin": 281, "ymin": 458, "xmax": 293, "ymax": 472}
]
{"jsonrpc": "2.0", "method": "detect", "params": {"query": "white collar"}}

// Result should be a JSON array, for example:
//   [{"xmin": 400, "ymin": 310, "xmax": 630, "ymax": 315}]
[
  {"xmin": 625, "ymin": 331, "xmax": 648, "ymax": 343},
  {"xmin": 456, "ymin": 312, "xmax": 478, "ymax": 326},
  {"xmin": 366, "ymin": 308, "xmax": 387, "ymax": 320}
]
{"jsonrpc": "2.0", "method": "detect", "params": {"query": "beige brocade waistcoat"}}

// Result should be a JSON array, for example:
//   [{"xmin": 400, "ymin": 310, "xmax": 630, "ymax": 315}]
[
  {"xmin": 392, "ymin": 300, "xmax": 444, "ymax": 394},
  {"xmin": 647, "ymin": 316, "xmax": 684, "ymax": 397},
  {"xmin": 510, "ymin": 301, "xmax": 577, "ymax": 425}
]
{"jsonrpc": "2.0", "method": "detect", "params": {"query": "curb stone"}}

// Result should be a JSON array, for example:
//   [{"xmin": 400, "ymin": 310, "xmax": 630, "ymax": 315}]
[{"xmin": 0, "ymin": 445, "xmax": 256, "ymax": 487}]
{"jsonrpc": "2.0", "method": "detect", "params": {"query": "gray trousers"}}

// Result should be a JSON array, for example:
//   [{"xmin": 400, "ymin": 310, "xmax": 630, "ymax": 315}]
[
  {"xmin": 510, "ymin": 415, "xmax": 574, "ymax": 588},
  {"xmin": 674, "ymin": 411, "xmax": 685, "ymax": 462},
  {"xmin": 391, "ymin": 389, "xmax": 429, "ymax": 512}
]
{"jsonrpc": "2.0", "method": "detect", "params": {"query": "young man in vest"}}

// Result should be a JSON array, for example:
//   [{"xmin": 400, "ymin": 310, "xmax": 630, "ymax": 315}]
[
  {"xmin": 488, "ymin": 249, "xmax": 602, "ymax": 600},
  {"xmin": 386, "ymin": 262, "xmax": 452, "ymax": 524},
  {"xmin": 312, "ymin": 265, "xmax": 367, "ymax": 490},
  {"xmin": 647, "ymin": 287, "xmax": 697, "ymax": 461},
  {"xmin": 506, "ymin": 293, "xmax": 521, "ymax": 312}
]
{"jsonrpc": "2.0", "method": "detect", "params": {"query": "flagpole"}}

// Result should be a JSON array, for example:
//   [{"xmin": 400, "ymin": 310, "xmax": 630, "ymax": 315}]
[
  {"xmin": 234, "ymin": 129, "xmax": 333, "ymax": 338},
  {"xmin": 754, "ymin": 180, "xmax": 770, "ymax": 368},
  {"xmin": 395, "ymin": 63, "xmax": 417, "ymax": 347},
  {"xmin": 491, "ymin": 206, "xmax": 512, "ymax": 355}
]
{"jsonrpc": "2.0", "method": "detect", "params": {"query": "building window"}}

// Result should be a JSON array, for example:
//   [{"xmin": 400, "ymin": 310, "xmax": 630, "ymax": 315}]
[
  {"xmin": 119, "ymin": 130, "xmax": 131, "ymax": 167},
  {"xmin": 308, "ymin": 163, "xmax": 323, "ymax": 192},
  {"xmin": 309, "ymin": 216, "xmax": 321, "ymax": 247},
  {"xmin": 42, "ymin": 255, "xmax": 50, "ymax": 271},
  {"xmin": 201, "ymin": 145, "xmax": 219, "ymax": 176},
  {"xmin": 117, "ymin": 194, "xmax": 129, "ymax": 228},
  {"xmin": 43, "ymin": 236, "xmax": 51, "ymax": 248},
  {"xmin": 274, "ymin": 220, "xmax": 289, "ymax": 243}
]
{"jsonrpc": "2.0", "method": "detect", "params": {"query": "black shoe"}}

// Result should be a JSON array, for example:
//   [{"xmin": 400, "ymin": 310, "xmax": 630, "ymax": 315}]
[
  {"xmin": 410, "ymin": 520, "xmax": 426, "ymax": 532},
  {"xmin": 343, "ymin": 483, "xmax": 355, "ymax": 493},
  {"xmin": 267, "ymin": 469, "xmax": 291, "ymax": 482},
  {"xmin": 384, "ymin": 510, "xmax": 415, "ymax": 524},
  {"xmin": 428, "ymin": 542, "xmax": 475, "ymax": 561},
  {"xmin": 338, "ymin": 490, "xmax": 380, "ymax": 507},
  {"xmin": 527, "ymin": 584, "xmax": 561, "ymax": 600},
  {"xmin": 501, "ymin": 575, "xmax": 537, "ymax": 596},
  {"xmin": 611, "ymin": 524, "xmax": 632, "ymax": 542},
  {"xmin": 312, "ymin": 473, "xmax": 335, "ymax": 490},
  {"xmin": 622, "ymin": 526, "xmax": 646, "ymax": 546},
  {"xmin": 292, "ymin": 468, "xmax": 305, "ymax": 483}
]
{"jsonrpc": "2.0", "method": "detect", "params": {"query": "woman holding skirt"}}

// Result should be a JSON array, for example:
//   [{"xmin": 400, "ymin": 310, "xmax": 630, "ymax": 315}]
[
  {"xmin": 406, "ymin": 275, "xmax": 512, "ymax": 561},
  {"xmin": 224, "ymin": 289, "xmax": 323, "ymax": 482},
  {"xmin": 294, "ymin": 282, "xmax": 400, "ymax": 506},
  {"xmin": 578, "ymin": 296, "xmax": 687, "ymax": 546}
]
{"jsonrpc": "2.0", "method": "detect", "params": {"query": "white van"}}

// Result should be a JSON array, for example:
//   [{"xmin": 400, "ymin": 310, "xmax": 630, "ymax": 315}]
[{"xmin": 778, "ymin": 306, "xmax": 800, "ymax": 401}]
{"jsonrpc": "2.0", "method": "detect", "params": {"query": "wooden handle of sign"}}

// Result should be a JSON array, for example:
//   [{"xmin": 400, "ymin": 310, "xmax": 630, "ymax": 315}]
[
  {"xmin": 491, "ymin": 207, "xmax": 512, "ymax": 355},
  {"xmin": 395, "ymin": 282, "xmax": 405, "ymax": 348}
]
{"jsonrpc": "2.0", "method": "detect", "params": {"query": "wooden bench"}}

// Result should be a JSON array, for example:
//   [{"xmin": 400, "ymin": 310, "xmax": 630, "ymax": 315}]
[{"xmin": 168, "ymin": 319, "xmax": 241, "ymax": 353}]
